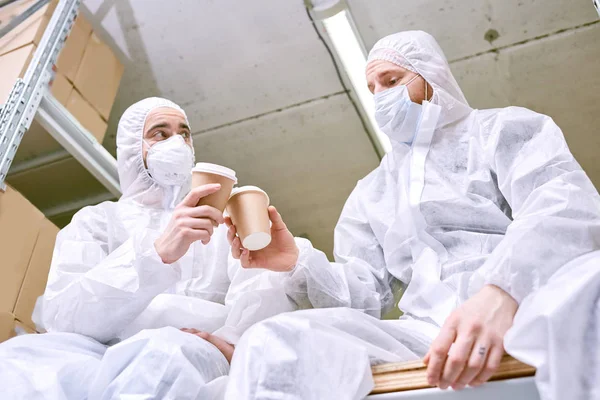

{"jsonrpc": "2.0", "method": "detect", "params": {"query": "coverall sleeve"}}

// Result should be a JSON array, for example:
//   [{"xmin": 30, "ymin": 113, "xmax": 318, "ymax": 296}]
[
  {"xmin": 280, "ymin": 185, "xmax": 398, "ymax": 318},
  {"xmin": 469, "ymin": 107, "xmax": 600, "ymax": 303},
  {"xmin": 42, "ymin": 205, "xmax": 181, "ymax": 343}
]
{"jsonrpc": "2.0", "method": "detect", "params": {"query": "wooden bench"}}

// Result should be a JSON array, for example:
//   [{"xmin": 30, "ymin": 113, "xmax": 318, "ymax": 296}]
[{"xmin": 370, "ymin": 355, "xmax": 535, "ymax": 395}]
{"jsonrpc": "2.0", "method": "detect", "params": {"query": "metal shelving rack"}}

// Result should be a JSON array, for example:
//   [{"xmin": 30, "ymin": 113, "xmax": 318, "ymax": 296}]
[{"xmin": 0, "ymin": 0, "xmax": 121, "ymax": 197}]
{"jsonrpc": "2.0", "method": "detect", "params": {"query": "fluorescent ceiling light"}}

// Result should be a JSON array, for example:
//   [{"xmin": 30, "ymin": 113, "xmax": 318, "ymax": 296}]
[{"xmin": 322, "ymin": 10, "xmax": 391, "ymax": 154}]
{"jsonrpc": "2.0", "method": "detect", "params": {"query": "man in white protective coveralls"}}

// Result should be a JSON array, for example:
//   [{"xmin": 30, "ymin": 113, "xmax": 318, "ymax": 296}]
[
  {"xmin": 221, "ymin": 31, "xmax": 600, "ymax": 399},
  {"xmin": 0, "ymin": 97, "xmax": 302, "ymax": 399}
]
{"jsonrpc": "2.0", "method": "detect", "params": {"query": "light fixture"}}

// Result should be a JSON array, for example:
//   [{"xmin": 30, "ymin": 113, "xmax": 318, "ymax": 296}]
[{"xmin": 308, "ymin": 1, "xmax": 391, "ymax": 155}]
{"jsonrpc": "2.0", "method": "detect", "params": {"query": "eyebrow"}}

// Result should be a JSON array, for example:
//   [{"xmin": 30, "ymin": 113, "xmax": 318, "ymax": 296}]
[
  {"xmin": 180, "ymin": 123, "xmax": 190, "ymax": 131},
  {"xmin": 380, "ymin": 69, "xmax": 403, "ymax": 77},
  {"xmin": 147, "ymin": 122, "xmax": 169, "ymax": 132}
]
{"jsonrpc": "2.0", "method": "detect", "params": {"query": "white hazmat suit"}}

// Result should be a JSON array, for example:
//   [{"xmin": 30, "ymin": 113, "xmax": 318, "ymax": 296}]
[
  {"xmin": 224, "ymin": 31, "xmax": 600, "ymax": 399},
  {"xmin": 0, "ymin": 97, "xmax": 297, "ymax": 399}
]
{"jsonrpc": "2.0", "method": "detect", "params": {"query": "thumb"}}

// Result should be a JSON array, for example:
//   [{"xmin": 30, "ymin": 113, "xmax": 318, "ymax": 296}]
[
  {"xmin": 182, "ymin": 184, "xmax": 221, "ymax": 207},
  {"xmin": 268, "ymin": 206, "xmax": 288, "ymax": 232}
]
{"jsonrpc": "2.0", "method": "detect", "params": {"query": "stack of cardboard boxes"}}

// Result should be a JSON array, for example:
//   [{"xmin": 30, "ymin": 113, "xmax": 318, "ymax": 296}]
[
  {"xmin": 0, "ymin": 185, "xmax": 58, "ymax": 342},
  {"xmin": 0, "ymin": 0, "xmax": 124, "ymax": 342},
  {"xmin": 0, "ymin": 0, "xmax": 124, "ymax": 144}
]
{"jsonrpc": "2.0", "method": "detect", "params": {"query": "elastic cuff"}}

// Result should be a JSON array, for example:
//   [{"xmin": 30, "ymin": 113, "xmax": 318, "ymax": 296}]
[
  {"xmin": 137, "ymin": 229, "xmax": 182, "ymax": 276},
  {"xmin": 469, "ymin": 271, "xmax": 521, "ymax": 304},
  {"xmin": 291, "ymin": 237, "xmax": 315, "ymax": 273}
]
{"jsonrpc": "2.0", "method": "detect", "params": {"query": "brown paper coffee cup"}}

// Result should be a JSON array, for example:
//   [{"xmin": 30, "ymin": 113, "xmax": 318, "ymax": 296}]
[
  {"xmin": 191, "ymin": 163, "xmax": 237, "ymax": 212},
  {"xmin": 226, "ymin": 186, "xmax": 271, "ymax": 251}
]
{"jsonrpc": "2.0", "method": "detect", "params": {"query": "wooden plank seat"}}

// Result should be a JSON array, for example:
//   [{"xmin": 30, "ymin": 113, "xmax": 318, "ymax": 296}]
[{"xmin": 370, "ymin": 354, "xmax": 535, "ymax": 395}]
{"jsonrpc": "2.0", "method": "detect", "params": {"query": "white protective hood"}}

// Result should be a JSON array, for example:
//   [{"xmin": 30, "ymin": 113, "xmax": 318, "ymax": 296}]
[{"xmin": 116, "ymin": 97, "xmax": 192, "ymax": 209}]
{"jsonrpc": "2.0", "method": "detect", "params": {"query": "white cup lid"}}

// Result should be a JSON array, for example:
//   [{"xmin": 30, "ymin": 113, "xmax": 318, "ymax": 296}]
[
  {"xmin": 192, "ymin": 163, "xmax": 237, "ymax": 182},
  {"xmin": 229, "ymin": 185, "xmax": 270, "ymax": 204}
]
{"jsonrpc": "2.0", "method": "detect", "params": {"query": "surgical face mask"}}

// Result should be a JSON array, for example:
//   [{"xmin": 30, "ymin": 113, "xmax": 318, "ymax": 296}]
[
  {"xmin": 374, "ymin": 75, "xmax": 423, "ymax": 144},
  {"xmin": 144, "ymin": 135, "xmax": 194, "ymax": 187}
]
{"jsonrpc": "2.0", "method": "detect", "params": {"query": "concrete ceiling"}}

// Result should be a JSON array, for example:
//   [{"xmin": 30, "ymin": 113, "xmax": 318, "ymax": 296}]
[{"xmin": 7, "ymin": 0, "xmax": 600, "ymax": 258}]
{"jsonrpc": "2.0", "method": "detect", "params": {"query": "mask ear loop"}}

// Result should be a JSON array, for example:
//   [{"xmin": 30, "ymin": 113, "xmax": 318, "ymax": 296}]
[{"xmin": 405, "ymin": 74, "xmax": 425, "ymax": 103}]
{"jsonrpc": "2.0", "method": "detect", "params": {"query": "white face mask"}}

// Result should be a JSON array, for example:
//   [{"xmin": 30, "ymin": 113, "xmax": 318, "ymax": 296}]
[
  {"xmin": 145, "ymin": 135, "xmax": 194, "ymax": 187},
  {"xmin": 373, "ymin": 75, "xmax": 423, "ymax": 144}
]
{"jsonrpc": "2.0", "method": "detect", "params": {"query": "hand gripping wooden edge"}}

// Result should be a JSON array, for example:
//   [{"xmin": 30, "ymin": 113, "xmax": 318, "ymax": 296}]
[{"xmin": 370, "ymin": 354, "xmax": 536, "ymax": 394}]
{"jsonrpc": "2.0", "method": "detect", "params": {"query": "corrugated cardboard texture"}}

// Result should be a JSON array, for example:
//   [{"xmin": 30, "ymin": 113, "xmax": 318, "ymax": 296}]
[
  {"xmin": 14, "ymin": 219, "xmax": 59, "ymax": 329},
  {"xmin": 74, "ymin": 33, "xmax": 124, "ymax": 120},
  {"xmin": 56, "ymin": 14, "xmax": 92, "ymax": 83},
  {"xmin": 67, "ymin": 89, "xmax": 108, "ymax": 142},
  {"xmin": 0, "ymin": 186, "xmax": 44, "ymax": 313}
]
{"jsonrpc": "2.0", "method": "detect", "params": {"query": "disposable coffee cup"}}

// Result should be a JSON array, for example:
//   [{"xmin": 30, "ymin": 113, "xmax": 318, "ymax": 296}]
[
  {"xmin": 226, "ymin": 186, "xmax": 271, "ymax": 251},
  {"xmin": 191, "ymin": 163, "xmax": 237, "ymax": 212}
]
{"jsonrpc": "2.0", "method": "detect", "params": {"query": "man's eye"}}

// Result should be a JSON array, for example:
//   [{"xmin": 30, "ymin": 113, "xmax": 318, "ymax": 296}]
[
  {"xmin": 180, "ymin": 131, "xmax": 190, "ymax": 138},
  {"xmin": 154, "ymin": 130, "xmax": 167, "ymax": 138},
  {"xmin": 389, "ymin": 78, "xmax": 398, "ymax": 85}
]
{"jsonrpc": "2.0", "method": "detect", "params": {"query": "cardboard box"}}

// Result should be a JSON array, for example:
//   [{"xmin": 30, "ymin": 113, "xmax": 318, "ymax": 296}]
[
  {"xmin": 0, "ymin": 186, "xmax": 44, "ymax": 314},
  {"xmin": 74, "ymin": 33, "xmax": 124, "ymax": 120},
  {"xmin": 14, "ymin": 218, "xmax": 59, "ymax": 329},
  {"xmin": 66, "ymin": 89, "xmax": 108, "ymax": 143},
  {"xmin": 7, "ymin": 156, "xmax": 113, "ymax": 218},
  {"xmin": 50, "ymin": 70, "xmax": 73, "ymax": 105},
  {"xmin": 55, "ymin": 14, "xmax": 92, "ymax": 83},
  {"xmin": 0, "ymin": 2, "xmax": 89, "ymax": 102},
  {"xmin": 15, "ymin": 319, "xmax": 36, "ymax": 335},
  {"xmin": 0, "ymin": 312, "xmax": 35, "ymax": 343},
  {"xmin": 0, "ymin": 312, "xmax": 16, "ymax": 343},
  {"xmin": 0, "ymin": 0, "xmax": 57, "ymax": 57},
  {"xmin": 0, "ymin": 42, "xmax": 35, "ymax": 104}
]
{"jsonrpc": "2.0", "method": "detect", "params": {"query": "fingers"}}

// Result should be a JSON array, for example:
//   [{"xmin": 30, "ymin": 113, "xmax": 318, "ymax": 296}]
[
  {"xmin": 229, "ymin": 232, "xmax": 249, "ymax": 267},
  {"xmin": 181, "ymin": 328, "xmax": 201, "ymax": 334},
  {"xmin": 268, "ymin": 206, "xmax": 287, "ymax": 232},
  {"xmin": 181, "ymin": 227, "xmax": 211, "ymax": 245},
  {"xmin": 183, "ymin": 329, "xmax": 235, "ymax": 363},
  {"xmin": 198, "ymin": 332, "xmax": 235, "ymax": 364},
  {"xmin": 185, "ymin": 205, "xmax": 224, "ymax": 225},
  {"xmin": 440, "ymin": 336, "xmax": 476, "ymax": 389},
  {"xmin": 453, "ymin": 339, "xmax": 491, "ymax": 390},
  {"xmin": 231, "ymin": 236, "xmax": 242, "ymax": 259},
  {"xmin": 227, "ymin": 224, "xmax": 237, "ymax": 245},
  {"xmin": 240, "ymin": 247, "xmax": 251, "ymax": 268},
  {"xmin": 426, "ymin": 324, "xmax": 457, "ymax": 387},
  {"xmin": 224, "ymin": 216, "xmax": 233, "ymax": 228},
  {"xmin": 182, "ymin": 217, "xmax": 215, "ymax": 236},
  {"xmin": 423, "ymin": 352, "xmax": 431, "ymax": 365},
  {"xmin": 182, "ymin": 184, "xmax": 221, "ymax": 207},
  {"xmin": 471, "ymin": 345, "xmax": 504, "ymax": 386}
]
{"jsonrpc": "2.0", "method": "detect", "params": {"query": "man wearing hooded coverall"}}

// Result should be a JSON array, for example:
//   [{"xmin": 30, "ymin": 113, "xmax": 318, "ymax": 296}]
[
  {"xmin": 0, "ymin": 97, "xmax": 303, "ymax": 399},
  {"xmin": 223, "ymin": 31, "xmax": 600, "ymax": 399}
]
